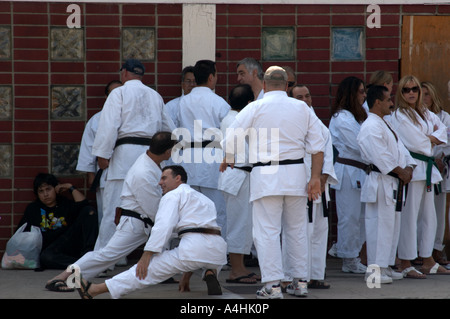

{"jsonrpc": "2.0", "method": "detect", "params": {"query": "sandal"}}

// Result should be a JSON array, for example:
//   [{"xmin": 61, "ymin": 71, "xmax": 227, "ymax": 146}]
[
  {"xmin": 203, "ymin": 269, "xmax": 222, "ymax": 295},
  {"xmin": 77, "ymin": 276, "xmax": 93, "ymax": 299},
  {"xmin": 308, "ymin": 280, "xmax": 331, "ymax": 289},
  {"xmin": 226, "ymin": 275, "xmax": 257, "ymax": 284},
  {"xmin": 420, "ymin": 263, "xmax": 450, "ymax": 275},
  {"xmin": 401, "ymin": 266, "xmax": 426, "ymax": 279},
  {"xmin": 45, "ymin": 279, "xmax": 75, "ymax": 292}
]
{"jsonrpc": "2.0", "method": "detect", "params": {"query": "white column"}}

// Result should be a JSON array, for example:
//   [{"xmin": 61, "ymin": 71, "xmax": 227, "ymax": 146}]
[{"xmin": 182, "ymin": 4, "xmax": 216, "ymax": 67}]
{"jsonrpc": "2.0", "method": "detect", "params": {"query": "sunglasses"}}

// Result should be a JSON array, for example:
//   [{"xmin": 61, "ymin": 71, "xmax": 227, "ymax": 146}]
[{"xmin": 402, "ymin": 86, "xmax": 419, "ymax": 94}]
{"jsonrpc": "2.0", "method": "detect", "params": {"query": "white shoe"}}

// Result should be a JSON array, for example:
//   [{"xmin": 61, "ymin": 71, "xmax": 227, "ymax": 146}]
[
  {"xmin": 256, "ymin": 285, "xmax": 283, "ymax": 299},
  {"xmin": 342, "ymin": 258, "xmax": 367, "ymax": 274},
  {"xmin": 328, "ymin": 242, "xmax": 338, "ymax": 257},
  {"xmin": 385, "ymin": 267, "xmax": 403, "ymax": 280},
  {"xmin": 365, "ymin": 268, "xmax": 393, "ymax": 284},
  {"xmin": 286, "ymin": 281, "xmax": 308, "ymax": 297}
]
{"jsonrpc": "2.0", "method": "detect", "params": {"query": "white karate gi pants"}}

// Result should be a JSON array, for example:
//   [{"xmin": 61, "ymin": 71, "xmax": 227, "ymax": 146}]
[
  {"xmin": 434, "ymin": 191, "xmax": 447, "ymax": 251},
  {"xmin": 105, "ymin": 247, "xmax": 222, "ymax": 299},
  {"xmin": 253, "ymin": 195, "xmax": 308, "ymax": 283},
  {"xmin": 365, "ymin": 182, "xmax": 400, "ymax": 268},
  {"xmin": 307, "ymin": 202, "xmax": 329, "ymax": 281},
  {"xmin": 223, "ymin": 178, "xmax": 253, "ymax": 254},
  {"xmin": 335, "ymin": 172, "xmax": 365, "ymax": 258},
  {"xmin": 398, "ymin": 180, "xmax": 437, "ymax": 260},
  {"xmin": 76, "ymin": 217, "xmax": 149, "ymax": 280},
  {"xmin": 94, "ymin": 180, "xmax": 124, "ymax": 251}
]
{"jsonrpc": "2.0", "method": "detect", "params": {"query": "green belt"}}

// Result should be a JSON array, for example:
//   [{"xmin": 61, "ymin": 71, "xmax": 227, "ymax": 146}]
[{"xmin": 409, "ymin": 151, "xmax": 439, "ymax": 192}]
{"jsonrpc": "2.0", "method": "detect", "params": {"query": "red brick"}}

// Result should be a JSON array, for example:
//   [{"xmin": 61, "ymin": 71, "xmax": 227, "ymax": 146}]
[
  {"xmin": 86, "ymin": 38, "xmax": 120, "ymax": 50},
  {"xmin": 366, "ymin": 37, "xmax": 400, "ymax": 49},
  {"xmin": 332, "ymin": 15, "xmax": 365, "ymax": 26},
  {"xmin": 15, "ymin": 121, "xmax": 47, "ymax": 132},
  {"xmin": 332, "ymin": 5, "xmax": 364, "ymax": 13},
  {"xmin": 14, "ymin": 49, "xmax": 48, "ymax": 61},
  {"xmin": 14, "ymin": 98, "xmax": 48, "ymax": 109},
  {"xmin": 85, "ymin": 14, "xmax": 119, "ymax": 26},
  {"xmin": 15, "ymin": 144, "xmax": 48, "ymax": 156},
  {"xmin": 158, "ymin": 15, "xmax": 182, "ymax": 27},
  {"xmin": 14, "ymin": 25, "xmax": 48, "ymax": 37},
  {"xmin": 51, "ymin": 133, "xmax": 82, "ymax": 143},
  {"xmin": 86, "ymin": 26, "xmax": 121, "ymax": 38},
  {"xmin": 86, "ymin": 3, "xmax": 119, "ymax": 14},
  {"xmin": 297, "ymin": 26, "xmax": 330, "ymax": 38},
  {"xmin": 15, "ymin": 132, "xmax": 48, "ymax": 144},
  {"xmin": 51, "ymin": 74, "xmax": 85, "ymax": 85},
  {"xmin": 263, "ymin": 14, "xmax": 296, "ymax": 26},
  {"xmin": 297, "ymin": 15, "xmax": 330, "ymax": 26},
  {"xmin": 14, "ymin": 38, "xmax": 48, "ymax": 49},
  {"xmin": 366, "ymin": 26, "xmax": 400, "ymax": 37},
  {"xmin": 15, "ymin": 156, "xmax": 47, "ymax": 167},
  {"xmin": 15, "ymin": 61, "xmax": 48, "ymax": 73},
  {"xmin": 13, "ymin": 2, "xmax": 47, "ymax": 13},
  {"xmin": 157, "ymin": 4, "xmax": 182, "ymax": 15},
  {"xmin": 15, "ymin": 74, "xmax": 48, "ymax": 85},
  {"xmin": 13, "ymin": 13, "xmax": 48, "ymax": 25},
  {"xmin": 123, "ymin": 4, "xmax": 156, "ymax": 15},
  {"xmin": 298, "ymin": 49, "xmax": 330, "ymax": 61},
  {"xmin": 402, "ymin": 5, "xmax": 437, "ymax": 13},
  {"xmin": 262, "ymin": 5, "xmax": 295, "ymax": 14},
  {"xmin": 0, "ymin": 133, "xmax": 12, "ymax": 143},
  {"xmin": 298, "ymin": 38, "xmax": 329, "ymax": 50},
  {"xmin": 366, "ymin": 49, "xmax": 399, "ymax": 60},
  {"xmin": 228, "ymin": 15, "xmax": 261, "ymax": 26},
  {"xmin": 158, "ymin": 39, "xmax": 182, "ymax": 51},
  {"xmin": 122, "ymin": 15, "xmax": 156, "ymax": 27},
  {"xmin": 14, "ymin": 109, "xmax": 48, "ymax": 121}
]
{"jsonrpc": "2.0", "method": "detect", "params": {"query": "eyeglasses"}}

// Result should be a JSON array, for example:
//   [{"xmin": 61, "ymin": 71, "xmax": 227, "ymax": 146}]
[{"xmin": 402, "ymin": 86, "xmax": 419, "ymax": 94}]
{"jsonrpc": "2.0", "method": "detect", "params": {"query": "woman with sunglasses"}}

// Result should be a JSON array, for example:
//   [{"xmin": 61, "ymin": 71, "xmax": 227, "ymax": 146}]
[
  {"xmin": 329, "ymin": 76, "xmax": 368, "ymax": 274},
  {"xmin": 422, "ymin": 81, "xmax": 450, "ymax": 268},
  {"xmin": 388, "ymin": 75, "xmax": 450, "ymax": 278}
]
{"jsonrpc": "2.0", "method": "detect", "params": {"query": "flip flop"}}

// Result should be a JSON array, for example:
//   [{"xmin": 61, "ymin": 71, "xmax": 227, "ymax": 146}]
[
  {"xmin": 247, "ymin": 272, "xmax": 261, "ymax": 281},
  {"xmin": 203, "ymin": 270, "xmax": 222, "ymax": 295},
  {"xmin": 226, "ymin": 275, "xmax": 257, "ymax": 284},
  {"xmin": 77, "ymin": 276, "xmax": 93, "ymax": 299},
  {"xmin": 421, "ymin": 263, "xmax": 450, "ymax": 275},
  {"xmin": 401, "ymin": 266, "xmax": 426, "ymax": 279},
  {"xmin": 45, "ymin": 279, "xmax": 75, "ymax": 292}
]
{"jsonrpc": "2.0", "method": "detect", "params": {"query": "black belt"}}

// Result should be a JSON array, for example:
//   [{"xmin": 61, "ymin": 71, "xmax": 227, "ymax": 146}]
[
  {"xmin": 366, "ymin": 164, "xmax": 405, "ymax": 212},
  {"xmin": 189, "ymin": 140, "xmax": 221, "ymax": 148},
  {"xmin": 178, "ymin": 227, "xmax": 221, "ymax": 237},
  {"xmin": 121, "ymin": 209, "xmax": 154, "ymax": 228},
  {"xmin": 336, "ymin": 157, "xmax": 370, "ymax": 173},
  {"xmin": 90, "ymin": 137, "xmax": 152, "ymax": 192},
  {"xmin": 308, "ymin": 192, "xmax": 329, "ymax": 223},
  {"xmin": 228, "ymin": 165, "xmax": 252, "ymax": 173},
  {"xmin": 253, "ymin": 158, "xmax": 304, "ymax": 167}
]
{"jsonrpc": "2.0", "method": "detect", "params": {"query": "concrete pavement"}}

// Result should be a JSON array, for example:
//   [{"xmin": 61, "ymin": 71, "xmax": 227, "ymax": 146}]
[{"xmin": 1, "ymin": 257, "xmax": 450, "ymax": 300}]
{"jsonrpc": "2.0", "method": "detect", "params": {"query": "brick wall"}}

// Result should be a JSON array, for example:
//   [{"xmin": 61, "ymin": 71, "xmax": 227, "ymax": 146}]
[{"xmin": 0, "ymin": 2, "xmax": 449, "ymax": 255}]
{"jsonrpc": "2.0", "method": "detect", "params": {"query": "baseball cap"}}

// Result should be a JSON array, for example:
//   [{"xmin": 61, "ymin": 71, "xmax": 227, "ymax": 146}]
[
  {"xmin": 264, "ymin": 66, "xmax": 288, "ymax": 81},
  {"xmin": 120, "ymin": 59, "xmax": 145, "ymax": 76}
]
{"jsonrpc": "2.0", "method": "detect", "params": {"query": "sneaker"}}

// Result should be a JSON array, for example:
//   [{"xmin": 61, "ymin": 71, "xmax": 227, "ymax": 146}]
[
  {"xmin": 286, "ymin": 281, "xmax": 308, "ymax": 297},
  {"xmin": 365, "ymin": 268, "xmax": 393, "ymax": 284},
  {"xmin": 342, "ymin": 258, "xmax": 367, "ymax": 274},
  {"xmin": 385, "ymin": 267, "xmax": 403, "ymax": 280},
  {"xmin": 328, "ymin": 242, "xmax": 338, "ymax": 257},
  {"xmin": 256, "ymin": 285, "xmax": 283, "ymax": 299}
]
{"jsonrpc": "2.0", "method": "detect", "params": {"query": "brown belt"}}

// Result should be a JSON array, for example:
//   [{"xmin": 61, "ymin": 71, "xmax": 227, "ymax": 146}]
[{"xmin": 178, "ymin": 227, "xmax": 221, "ymax": 237}]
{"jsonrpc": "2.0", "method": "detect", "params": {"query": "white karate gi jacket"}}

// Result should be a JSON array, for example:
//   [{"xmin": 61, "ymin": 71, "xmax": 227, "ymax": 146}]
[
  {"xmin": 433, "ymin": 110, "xmax": 450, "ymax": 191},
  {"xmin": 76, "ymin": 111, "xmax": 107, "ymax": 189},
  {"xmin": 387, "ymin": 108, "xmax": 447, "ymax": 184},
  {"xmin": 329, "ymin": 110, "xmax": 367, "ymax": 190},
  {"xmin": 175, "ymin": 86, "xmax": 230, "ymax": 188},
  {"xmin": 221, "ymin": 90, "xmax": 326, "ymax": 202},
  {"xmin": 357, "ymin": 113, "xmax": 415, "ymax": 204},
  {"xmin": 92, "ymin": 79, "xmax": 175, "ymax": 181},
  {"xmin": 217, "ymin": 110, "xmax": 251, "ymax": 196},
  {"xmin": 144, "ymin": 184, "xmax": 227, "ymax": 265},
  {"xmin": 164, "ymin": 95, "xmax": 183, "ymax": 127},
  {"xmin": 120, "ymin": 152, "xmax": 162, "ymax": 225}
]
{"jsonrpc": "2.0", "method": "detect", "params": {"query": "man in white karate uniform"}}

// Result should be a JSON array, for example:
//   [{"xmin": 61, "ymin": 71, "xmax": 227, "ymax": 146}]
[
  {"xmin": 236, "ymin": 57, "xmax": 265, "ymax": 100},
  {"xmin": 92, "ymin": 59, "xmax": 175, "ymax": 253},
  {"xmin": 76, "ymin": 80, "xmax": 122, "ymax": 225},
  {"xmin": 164, "ymin": 66, "xmax": 196, "ymax": 127},
  {"xmin": 220, "ymin": 66, "xmax": 325, "ymax": 299},
  {"xmin": 77, "ymin": 165, "xmax": 227, "ymax": 299},
  {"xmin": 358, "ymin": 86, "xmax": 415, "ymax": 283},
  {"xmin": 288, "ymin": 84, "xmax": 338, "ymax": 289},
  {"xmin": 174, "ymin": 59, "xmax": 230, "ymax": 235},
  {"xmin": 46, "ymin": 132, "xmax": 175, "ymax": 288},
  {"xmin": 218, "ymin": 84, "xmax": 257, "ymax": 284}
]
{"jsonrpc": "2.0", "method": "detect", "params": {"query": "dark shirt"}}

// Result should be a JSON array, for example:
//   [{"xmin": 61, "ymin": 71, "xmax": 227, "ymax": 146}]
[{"xmin": 17, "ymin": 197, "xmax": 90, "ymax": 250}]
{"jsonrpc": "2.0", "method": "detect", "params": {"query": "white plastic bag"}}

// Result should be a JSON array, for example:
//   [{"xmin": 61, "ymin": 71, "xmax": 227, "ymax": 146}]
[{"xmin": 1, "ymin": 223, "xmax": 43, "ymax": 269}]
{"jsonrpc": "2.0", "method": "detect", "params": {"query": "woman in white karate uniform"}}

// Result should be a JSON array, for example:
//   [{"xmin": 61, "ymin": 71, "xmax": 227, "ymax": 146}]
[
  {"xmin": 329, "ymin": 76, "xmax": 368, "ymax": 274},
  {"xmin": 421, "ymin": 81, "xmax": 450, "ymax": 267},
  {"xmin": 388, "ymin": 75, "xmax": 450, "ymax": 278}
]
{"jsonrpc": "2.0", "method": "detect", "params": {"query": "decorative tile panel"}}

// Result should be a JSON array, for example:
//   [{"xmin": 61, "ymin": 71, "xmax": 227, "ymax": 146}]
[
  {"xmin": 0, "ymin": 27, "xmax": 11, "ymax": 59},
  {"xmin": 0, "ymin": 144, "xmax": 12, "ymax": 177},
  {"xmin": 51, "ymin": 144, "xmax": 80, "ymax": 175},
  {"xmin": 122, "ymin": 27, "xmax": 155, "ymax": 61},
  {"xmin": 262, "ymin": 27, "xmax": 295, "ymax": 61},
  {"xmin": 0, "ymin": 86, "xmax": 12, "ymax": 119},
  {"xmin": 331, "ymin": 27, "xmax": 364, "ymax": 61},
  {"xmin": 51, "ymin": 86, "xmax": 84, "ymax": 119},
  {"xmin": 50, "ymin": 27, "xmax": 84, "ymax": 60}
]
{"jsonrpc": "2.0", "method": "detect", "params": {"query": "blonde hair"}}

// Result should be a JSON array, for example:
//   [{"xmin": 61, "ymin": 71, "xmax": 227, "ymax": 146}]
[
  {"xmin": 395, "ymin": 75, "xmax": 425, "ymax": 126},
  {"xmin": 421, "ymin": 81, "xmax": 443, "ymax": 114},
  {"xmin": 369, "ymin": 70, "xmax": 393, "ymax": 87}
]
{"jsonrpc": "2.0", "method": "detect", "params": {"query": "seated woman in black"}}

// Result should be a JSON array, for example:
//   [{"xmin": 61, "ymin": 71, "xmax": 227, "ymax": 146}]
[{"xmin": 17, "ymin": 173, "xmax": 98, "ymax": 271}]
